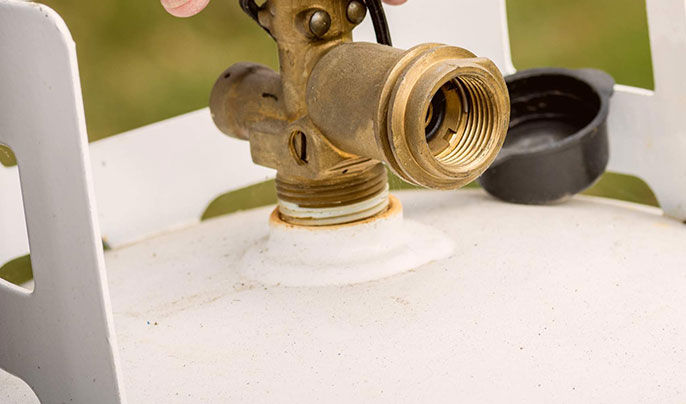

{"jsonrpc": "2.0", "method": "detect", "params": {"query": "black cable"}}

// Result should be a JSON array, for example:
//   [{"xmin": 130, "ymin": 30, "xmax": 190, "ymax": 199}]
[
  {"xmin": 364, "ymin": 0, "xmax": 393, "ymax": 46},
  {"xmin": 239, "ymin": 0, "xmax": 260, "ymax": 22},
  {"xmin": 238, "ymin": 0, "xmax": 392, "ymax": 46},
  {"xmin": 239, "ymin": 0, "xmax": 273, "ymax": 36}
]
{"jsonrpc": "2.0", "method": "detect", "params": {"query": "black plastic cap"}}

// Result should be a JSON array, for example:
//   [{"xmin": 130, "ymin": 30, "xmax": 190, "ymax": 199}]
[{"xmin": 479, "ymin": 68, "xmax": 615, "ymax": 205}]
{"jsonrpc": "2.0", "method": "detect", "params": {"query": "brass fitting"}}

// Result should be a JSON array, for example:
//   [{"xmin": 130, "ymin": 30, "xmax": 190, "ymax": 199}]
[{"xmin": 210, "ymin": 0, "xmax": 510, "ymax": 226}]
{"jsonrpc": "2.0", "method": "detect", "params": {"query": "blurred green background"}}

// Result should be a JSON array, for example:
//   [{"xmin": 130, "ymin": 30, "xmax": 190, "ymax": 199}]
[
  {"xmin": 27, "ymin": 0, "xmax": 656, "ymax": 140},
  {"xmin": 0, "ymin": 0, "xmax": 660, "ymax": 283}
]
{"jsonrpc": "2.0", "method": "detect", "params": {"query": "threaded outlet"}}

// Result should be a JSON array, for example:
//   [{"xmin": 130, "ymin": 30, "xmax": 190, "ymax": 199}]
[
  {"xmin": 276, "ymin": 163, "xmax": 389, "ymax": 226},
  {"xmin": 383, "ymin": 44, "xmax": 510, "ymax": 190},
  {"xmin": 428, "ymin": 75, "xmax": 499, "ymax": 168}
]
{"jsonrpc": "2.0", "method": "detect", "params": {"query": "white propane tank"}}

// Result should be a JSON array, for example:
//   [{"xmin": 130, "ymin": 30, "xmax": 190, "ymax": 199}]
[
  {"xmin": 5, "ymin": 189, "xmax": 686, "ymax": 403},
  {"xmin": 1, "ymin": 0, "xmax": 686, "ymax": 403}
]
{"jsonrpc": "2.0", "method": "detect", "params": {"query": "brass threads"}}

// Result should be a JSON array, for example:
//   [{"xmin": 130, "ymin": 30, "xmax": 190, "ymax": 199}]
[
  {"xmin": 432, "ymin": 76, "xmax": 498, "ymax": 168},
  {"xmin": 276, "ymin": 163, "xmax": 388, "ymax": 209},
  {"xmin": 276, "ymin": 186, "xmax": 391, "ymax": 226},
  {"xmin": 270, "ymin": 194, "xmax": 401, "ymax": 230},
  {"xmin": 425, "ymin": 79, "xmax": 466, "ymax": 155}
]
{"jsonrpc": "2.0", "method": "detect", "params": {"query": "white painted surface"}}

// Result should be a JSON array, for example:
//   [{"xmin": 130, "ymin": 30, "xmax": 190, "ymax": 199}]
[
  {"xmin": 104, "ymin": 190, "xmax": 686, "ymax": 402},
  {"xmin": 605, "ymin": 0, "xmax": 686, "ymax": 220},
  {"xmin": 1, "ymin": 89, "xmax": 274, "ymax": 267},
  {"xmin": 5, "ymin": 189, "xmax": 685, "ymax": 403},
  {"xmin": 1, "ymin": 374, "xmax": 38, "ymax": 404},
  {"xmin": 0, "ymin": 164, "xmax": 26, "ymax": 267},
  {"xmin": 90, "ymin": 109, "xmax": 274, "ymax": 249},
  {"xmin": 0, "ymin": 1, "xmax": 124, "ymax": 403},
  {"xmin": 243, "ymin": 196, "xmax": 454, "ymax": 286}
]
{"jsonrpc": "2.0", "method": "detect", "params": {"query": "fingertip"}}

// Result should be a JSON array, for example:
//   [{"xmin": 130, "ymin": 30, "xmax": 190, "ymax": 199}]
[{"xmin": 162, "ymin": 0, "xmax": 210, "ymax": 17}]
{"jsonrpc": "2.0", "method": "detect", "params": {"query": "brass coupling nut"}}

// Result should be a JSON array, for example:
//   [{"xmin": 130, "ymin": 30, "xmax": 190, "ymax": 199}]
[{"xmin": 307, "ymin": 42, "xmax": 511, "ymax": 190}]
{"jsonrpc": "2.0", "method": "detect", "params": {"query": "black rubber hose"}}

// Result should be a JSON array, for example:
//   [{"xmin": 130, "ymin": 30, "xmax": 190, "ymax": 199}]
[
  {"xmin": 364, "ymin": 0, "xmax": 393, "ymax": 46},
  {"xmin": 238, "ymin": 0, "xmax": 392, "ymax": 45},
  {"xmin": 239, "ymin": 0, "xmax": 273, "ymax": 36},
  {"xmin": 239, "ymin": 0, "xmax": 260, "ymax": 22}
]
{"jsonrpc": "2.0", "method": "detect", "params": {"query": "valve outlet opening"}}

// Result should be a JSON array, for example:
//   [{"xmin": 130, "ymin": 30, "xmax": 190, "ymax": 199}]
[{"xmin": 426, "ymin": 76, "xmax": 498, "ymax": 169}]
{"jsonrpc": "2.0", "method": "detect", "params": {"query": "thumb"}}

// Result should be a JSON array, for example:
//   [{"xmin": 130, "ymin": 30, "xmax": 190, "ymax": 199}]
[{"xmin": 161, "ymin": 0, "xmax": 210, "ymax": 17}]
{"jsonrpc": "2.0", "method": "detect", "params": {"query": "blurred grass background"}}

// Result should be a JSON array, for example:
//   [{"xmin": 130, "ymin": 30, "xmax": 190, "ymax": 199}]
[
  {"xmin": 1, "ymin": 0, "xmax": 660, "ymax": 283},
  {"xmin": 27, "ymin": 0, "xmax": 656, "ymax": 140}
]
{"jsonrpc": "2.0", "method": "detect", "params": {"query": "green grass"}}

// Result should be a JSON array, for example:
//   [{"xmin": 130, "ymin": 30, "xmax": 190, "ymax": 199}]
[
  {"xmin": 1, "ymin": 0, "xmax": 660, "ymax": 284},
  {"xmin": 38, "ymin": 0, "xmax": 278, "ymax": 142},
  {"xmin": 0, "ymin": 255, "xmax": 33, "ymax": 286},
  {"xmin": 507, "ymin": 0, "xmax": 653, "ymax": 89}
]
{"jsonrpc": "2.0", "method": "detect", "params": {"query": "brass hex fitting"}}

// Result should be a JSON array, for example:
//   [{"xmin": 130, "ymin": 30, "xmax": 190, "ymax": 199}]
[{"xmin": 210, "ymin": 0, "xmax": 510, "ymax": 225}]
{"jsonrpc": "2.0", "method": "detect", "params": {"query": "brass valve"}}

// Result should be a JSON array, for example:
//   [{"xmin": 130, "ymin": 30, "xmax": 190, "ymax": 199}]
[{"xmin": 210, "ymin": 0, "xmax": 510, "ymax": 226}]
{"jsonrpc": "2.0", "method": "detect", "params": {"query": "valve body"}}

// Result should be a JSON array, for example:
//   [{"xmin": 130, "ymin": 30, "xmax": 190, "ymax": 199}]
[{"xmin": 211, "ymin": 0, "xmax": 510, "ymax": 225}]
